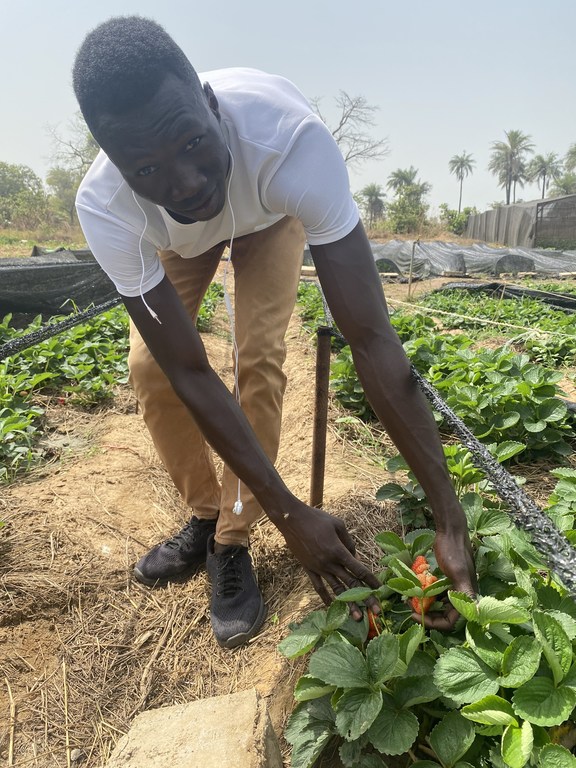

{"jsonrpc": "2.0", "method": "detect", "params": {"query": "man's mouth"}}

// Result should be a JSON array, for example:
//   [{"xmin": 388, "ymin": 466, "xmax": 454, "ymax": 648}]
[{"xmin": 176, "ymin": 188, "xmax": 217, "ymax": 217}]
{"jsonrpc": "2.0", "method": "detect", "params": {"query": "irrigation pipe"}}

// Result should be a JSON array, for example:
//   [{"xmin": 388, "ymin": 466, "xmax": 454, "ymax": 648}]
[
  {"xmin": 312, "ymin": 280, "xmax": 576, "ymax": 595},
  {"xmin": 412, "ymin": 365, "xmax": 576, "ymax": 596},
  {"xmin": 0, "ymin": 297, "xmax": 123, "ymax": 362}
]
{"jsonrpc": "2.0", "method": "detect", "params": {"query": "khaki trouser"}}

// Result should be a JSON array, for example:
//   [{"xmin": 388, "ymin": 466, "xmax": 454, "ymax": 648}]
[{"xmin": 128, "ymin": 216, "xmax": 306, "ymax": 546}]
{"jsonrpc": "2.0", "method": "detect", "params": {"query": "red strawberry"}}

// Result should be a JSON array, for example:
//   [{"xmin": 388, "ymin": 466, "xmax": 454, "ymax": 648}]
[
  {"xmin": 410, "ymin": 556, "xmax": 438, "ymax": 615},
  {"xmin": 367, "ymin": 608, "xmax": 380, "ymax": 639}
]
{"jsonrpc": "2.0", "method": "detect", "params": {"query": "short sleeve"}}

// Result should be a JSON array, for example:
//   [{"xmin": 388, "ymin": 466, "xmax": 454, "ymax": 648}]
[
  {"xmin": 75, "ymin": 158, "xmax": 167, "ymax": 297},
  {"xmin": 261, "ymin": 115, "xmax": 360, "ymax": 245}
]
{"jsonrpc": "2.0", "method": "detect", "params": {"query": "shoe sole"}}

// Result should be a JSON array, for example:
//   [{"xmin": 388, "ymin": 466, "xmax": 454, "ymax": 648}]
[
  {"xmin": 216, "ymin": 598, "xmax": 268, "ymax": 650},
  {"xmin": 133, "ymin": 559, "xmax": 206, "ymax": 587}
]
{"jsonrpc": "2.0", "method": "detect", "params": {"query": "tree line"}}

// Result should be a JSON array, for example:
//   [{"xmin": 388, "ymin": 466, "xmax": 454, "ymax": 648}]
[
  {"xmin": 358, "ymin": 133, "xmax": 576, "ymax": 235},
  {"xmin": 1, "ymin": 99, "xmax": 575, "ymax": 236}
]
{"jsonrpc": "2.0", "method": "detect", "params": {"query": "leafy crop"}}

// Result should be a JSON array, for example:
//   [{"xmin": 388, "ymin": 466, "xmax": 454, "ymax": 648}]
[
  {"xmin": 417, "ymin": 289, "xmax": 576, "ymax": 367},
  {"xmin": 280, "ymin": 473, "xmax": 576, "ymax": 767},
  {"xmin": 330, "ymin": 316, "xmax": 575, "ymax": 460},
  {"xmin": 196, "ymin": 282, "xmax": 224, "ymax": 332},
  {"xmin": 0, "ymin": 284, "xmax": 224, "ymax": 482}
]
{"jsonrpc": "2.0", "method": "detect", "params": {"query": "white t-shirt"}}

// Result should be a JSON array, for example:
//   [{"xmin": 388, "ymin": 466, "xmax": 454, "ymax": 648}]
[{"xmin": 76, "ymin": 68, "xmax": 359, "ymax": 298}]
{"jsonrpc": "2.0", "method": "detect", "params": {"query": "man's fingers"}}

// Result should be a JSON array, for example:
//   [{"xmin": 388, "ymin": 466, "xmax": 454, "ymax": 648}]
[
  {"xmin": 305, "ymin": 569, "xmax": 332, "ymax": 606},
  {"xmin": 336, "ymin": 524, "xmax": 357, "ymax": 556},
  {"xmin": 413, "ymin": 605, "xmax": 461, "ymax": 631}
]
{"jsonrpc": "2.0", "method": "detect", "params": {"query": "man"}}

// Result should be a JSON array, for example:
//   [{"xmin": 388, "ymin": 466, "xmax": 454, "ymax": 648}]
[{"xmin": 73, "ymin": 16, "xmax": 475, "ymax": 649}]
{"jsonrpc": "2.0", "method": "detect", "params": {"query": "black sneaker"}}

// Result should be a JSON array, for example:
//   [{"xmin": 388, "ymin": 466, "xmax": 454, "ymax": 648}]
[
  {"xmin": 133, "ymin": 516, "xmax": 217, "ymax": 586},
  {"xmin": 206, "ymin": 534, "xmax": 267, "ymax": 649}
]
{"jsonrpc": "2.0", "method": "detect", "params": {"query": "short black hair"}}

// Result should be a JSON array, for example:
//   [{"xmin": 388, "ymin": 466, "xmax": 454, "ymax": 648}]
[{"xmin": 73, "ymin": 16, "xmax": 202, "ymax": 134}]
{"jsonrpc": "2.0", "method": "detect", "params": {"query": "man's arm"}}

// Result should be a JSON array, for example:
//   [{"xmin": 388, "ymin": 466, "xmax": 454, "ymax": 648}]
[
  {"xmin": 310, "ymin": 221, "xmax": 476, "ymax": 627},
  {"xmin": 123, "ymin": 275, "xmax": 381, "ymax": 614}
]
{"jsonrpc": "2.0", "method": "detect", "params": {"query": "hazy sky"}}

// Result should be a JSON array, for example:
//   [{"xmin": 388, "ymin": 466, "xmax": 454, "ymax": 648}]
[{"xmin": 2, "ymin": 0, "xmax": 575, "ymax": 215}]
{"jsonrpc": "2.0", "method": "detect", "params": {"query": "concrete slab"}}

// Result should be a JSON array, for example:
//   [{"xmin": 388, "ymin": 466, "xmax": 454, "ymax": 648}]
[{"xmin": 104, "ymin": 688, "xmax": 283, "ymax": 768}]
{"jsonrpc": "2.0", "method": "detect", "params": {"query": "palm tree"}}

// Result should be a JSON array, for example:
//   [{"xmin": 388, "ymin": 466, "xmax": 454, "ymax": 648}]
[
  {"xmin": 386, "ymin": 166, "xmax": 419, "ymax": 194},
  {"xmin": 566, "ymin": 143, "xmax": 576, "ymax": 173},
  {"xmin": 448, "ymin": 151, "xmax": 475, "ymax": 213},
  {"xmin": 549, "ymin": 172, "xmax": 576, "ymax": 197},
  {"xmin": 358, "ymin": 183, "xmax": 385, "ymax": 228},
  {"xmin": 488, "ymin": 130, "xmax": 534, "ymax": 205},
  {"xmin": 527, "ymin": 153, "xmax": 563, "ymax": 199}
]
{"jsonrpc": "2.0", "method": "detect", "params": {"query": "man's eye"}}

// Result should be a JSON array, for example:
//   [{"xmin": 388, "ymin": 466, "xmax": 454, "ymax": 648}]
[
  {"xmin": 185, "ymin": 137, "xmax": 201, "ymax": 151},
  {"xmin": 136, "ymin": 166, "xmax": 156, "ymax": 177}
]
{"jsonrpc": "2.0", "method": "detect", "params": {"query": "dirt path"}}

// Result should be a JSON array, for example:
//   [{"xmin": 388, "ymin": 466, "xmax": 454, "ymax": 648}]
[{"xmin": 0, "ymin": 304, "xmax": 398, "ymax": 767}]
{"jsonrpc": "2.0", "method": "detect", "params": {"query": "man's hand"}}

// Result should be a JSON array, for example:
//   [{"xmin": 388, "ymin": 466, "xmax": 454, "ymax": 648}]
[
  {"xmin": 412, "ymin": 528, "xmax": 477, "ymax": 630},
  {"xmin": 278, "ymin": 503, "xmax": 382, "ymax": 619}
]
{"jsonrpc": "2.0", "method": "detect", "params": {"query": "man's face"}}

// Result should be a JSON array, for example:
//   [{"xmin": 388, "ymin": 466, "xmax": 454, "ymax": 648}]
[{"xmin": 98, "ymin": 73, "xmax": 230, "ymax": 223}]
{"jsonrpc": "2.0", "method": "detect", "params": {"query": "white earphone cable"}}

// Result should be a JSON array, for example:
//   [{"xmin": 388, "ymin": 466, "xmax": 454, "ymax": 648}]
[{"xmin": 222, "ymin": 147, "xmax": 243, "ymax": 515}]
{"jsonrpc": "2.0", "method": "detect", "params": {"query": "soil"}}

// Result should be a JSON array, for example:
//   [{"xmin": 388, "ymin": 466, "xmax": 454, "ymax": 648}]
[{"xmin": 0, "ymin": 285, "xmax": 403, "ymax": 768}]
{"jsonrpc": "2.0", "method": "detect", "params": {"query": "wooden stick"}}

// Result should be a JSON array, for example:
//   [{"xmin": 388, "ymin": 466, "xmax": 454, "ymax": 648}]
[{"xmin": 5, "ymin": 677, "xmax": 15, "ymax": 766}]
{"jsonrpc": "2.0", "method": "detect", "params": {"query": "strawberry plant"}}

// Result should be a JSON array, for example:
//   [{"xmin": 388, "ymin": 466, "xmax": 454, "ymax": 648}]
[{"xmin": 280, "ymin": 506, "xmax": 576, "ymax": 768}]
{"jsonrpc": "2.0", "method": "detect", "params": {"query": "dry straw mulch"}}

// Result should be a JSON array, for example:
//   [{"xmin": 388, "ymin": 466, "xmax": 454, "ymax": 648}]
[{"xmin": 1, "ymin": 481, "xmax": 395, "ymax": 768}]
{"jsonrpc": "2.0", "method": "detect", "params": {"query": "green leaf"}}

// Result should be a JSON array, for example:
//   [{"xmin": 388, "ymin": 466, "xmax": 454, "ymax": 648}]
[
  {"xmin": 475, "ymin": 507, "xmax": 513, "ymax": 536},
  {"xmin": 429, "ymin": 711, "xmax": 476, "ymax": 768},
  {"xmin": 277, "ymin": 625, "xmax": 322, "ymax": 659},
  {"xmin": 539, "ymin": 399, "xmax": 568, "ymax": 423},
  {"xmin": 325, "ymin": 599, "xmax": 350, "ymax": 631},
  {"xmin": 512, "ymin": 677, "xmax": 576, "ymax": 726},
  {"xmin": 386, "ymin": 454, "xmax": 409, "ymax": 472},
  {"xmin": 433, "ymin": 647, "xmax": 500, "ymax": 704},
  {"xmin": 501, "ymin": 720, "xmax": 533, "ymax": 768},
  {"xmin": 335, "ymin": 688, "xmax": 383, "ymax": 741},
  {"xmin": 466, "ymin": 624, "xmax": 507, "ymax": 670},
  {"xmin": 375, "ymin": 530, "xmax": 407, "ymax": 554},
  {"xmin": 411, "ymin": 763, "xmax": 441, "ymax": 768},
  {"xmin": 366, "ymin": 693, "xmax": 419, "ymax": 755},
  {"xmin": 285, "ymin": 698, "xmax": 335, "ymax": 768},
  {"xmin": 533, "ymin": 611, "xmax": 573, "ymax": 685},
  {"xmin": 334, "ymin": 587, "xmax": 376, "ymax": 603},
  {"xmin": 499, "ymin": 636, "xmax": 542, "ymax": 688},
  {"xmin": 387, "ymin": 577, "xmax": 422, "ymax": 594},
  {"xmin": 294, "ymin": 675, "xmax": 336, "ymax": 702},
  {"xmin": 388, "ymin": 558, "xmax": 422, "ymax": 586},
  {"xmin": 393, "ymin": 674, "xmax": 440, "ymax": 708},
  {"xmin": 398, "ymin": 624, "xmax": 425, "ymax": 666},
  {"xmin": 461, "ymin": 695, "xmax": 518, "ymax": 726},
  {"xmin": 309, "ymin": 639, "xmax": 370, "ymax": 689},
  {"xmin": 524, "ymin": 419, "xmax": 547, "ymax": 433},
  {"xmin": 476, "ymin": 595, "xmax": 531, "ymax": 625},
  {"xmin": 376, "ymin": 482, "xmax": 408, "ymax": 501},
  {"xmin": 408, "ymin": 530, "xmax": 436, "ymax": 556},
  {"xmin": 366, "ymin": 632, "xmax": 399, "ymax": 685},
  {"xmin": 448, "ymin": 591, "xmax": 479, "ymax": 622},
  {"xmin": 492, "ymin": 440, "xmax": 526, "ymax": 462},
  {"xmin": 538, "ymin": 744, "xmax": 576, "ymax": 767}
]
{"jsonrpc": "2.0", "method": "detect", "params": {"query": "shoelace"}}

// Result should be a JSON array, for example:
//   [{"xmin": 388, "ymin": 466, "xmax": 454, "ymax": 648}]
[
  {"xmin": 164, "ymin": 518, "xmax": 204, "ymax": 550},
  {"xmin": 216, "ymin": 548, "xmax": 245, "ymax": 597}
]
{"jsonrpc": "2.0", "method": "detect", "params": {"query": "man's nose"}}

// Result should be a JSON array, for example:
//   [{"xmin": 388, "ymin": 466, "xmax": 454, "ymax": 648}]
[{"xmin": 170, "ymin": 167, "xmax": 207, "ymax": 203}]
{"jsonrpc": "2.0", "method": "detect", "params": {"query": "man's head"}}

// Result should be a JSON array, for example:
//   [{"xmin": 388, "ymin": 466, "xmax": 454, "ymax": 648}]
[
  {"xmin": 73, "ymin": 16, "xmax": 201, "ymax": 140},
  {"xmin": 73, "ymin": 16, "xmax": 230, "ymax": 222}
]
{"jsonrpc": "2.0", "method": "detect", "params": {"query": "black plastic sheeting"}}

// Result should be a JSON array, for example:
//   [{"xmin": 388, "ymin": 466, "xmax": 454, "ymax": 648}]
[
  {"xmin": 434, "ymin": 281, "xmax": 576, "ymax": 313},
  {"xmin": 0, "ymin": 249, "xmax": 118, "ymax": 317},
  {"xmin": 5, "ymin": 239, "xmax": 576, "ymax": 319}
]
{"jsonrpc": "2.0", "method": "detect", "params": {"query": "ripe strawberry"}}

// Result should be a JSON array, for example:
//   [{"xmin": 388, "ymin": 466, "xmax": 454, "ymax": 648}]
[
  {"xmin": 367, "ymin": 608, "xmax": 381, "ymax": 639},
  {"xmin": 410, "ymin": 556, "xmax": 438, "ymax": 615}
]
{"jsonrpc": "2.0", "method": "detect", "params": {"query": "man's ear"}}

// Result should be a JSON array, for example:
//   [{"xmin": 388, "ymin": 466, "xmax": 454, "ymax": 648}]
[{"xmin": 203, "ymin": 82, "xmax": 220, "ymax": 121}]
